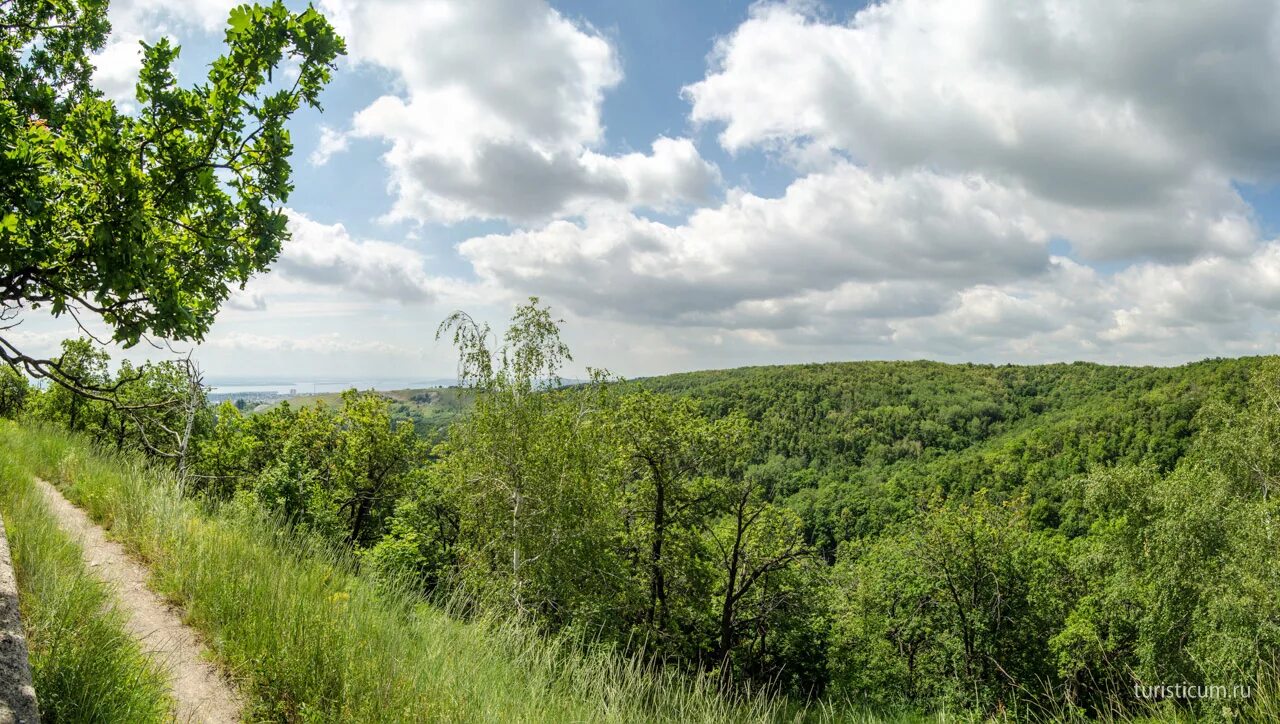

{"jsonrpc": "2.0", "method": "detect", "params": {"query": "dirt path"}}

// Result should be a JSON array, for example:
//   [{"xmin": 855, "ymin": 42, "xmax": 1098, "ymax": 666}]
[{"xmin": 34, "ymin": 478, "xmax": 244, "ymax": 723}]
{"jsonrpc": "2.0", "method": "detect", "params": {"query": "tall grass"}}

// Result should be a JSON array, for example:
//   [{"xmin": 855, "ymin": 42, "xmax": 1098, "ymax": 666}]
[
  {"xmin": 10, "ymin": 420, "xmax": 1277, "ymax": 722},
  {"xmin": 1, "ymin": 420, "xmax": 894, "ymax": 722},
  {"xmin": 0, "ymin": 446, "xmax": 172, "ymax": 722}
]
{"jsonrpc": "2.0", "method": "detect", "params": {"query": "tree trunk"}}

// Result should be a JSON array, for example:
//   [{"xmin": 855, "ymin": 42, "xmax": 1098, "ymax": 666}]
[
  {"xmin": 348, "ymin": 492, "xmax": 373, "ymax": 546},
  {"xmin": 716, "ymin": 500, "xmax": 747, "ymax": 668},
  {"xmin": 175, "ymin": 391, "xmax": 197, "ymax": 481},
  {"xmin": 648, "ymin": 473, "xmax": 667, "ymax": 629},
  {"xmin": 716, "ymin": 575, "xmax": 739, "ymax": 671}
]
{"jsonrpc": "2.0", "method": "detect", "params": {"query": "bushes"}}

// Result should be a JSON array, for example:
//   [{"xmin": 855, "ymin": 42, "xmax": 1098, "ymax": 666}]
[
  {"xmin": 0, "ymin": 365, "xmax": 27, "ymax": 418},
  {"xmin": 0, "ymin": 420, "xmax": 809, "ymax": 722},
  {"xmin": 823, "ymin": 362, "xmax": 1280, "ymax": 720},
  {"xmin": 829, "ymin": 494, "xmax": 1068, "ymax": 712},
  {"xmin": 9, "ymin": 315, "xmax": 1280, "ymax": 718}
]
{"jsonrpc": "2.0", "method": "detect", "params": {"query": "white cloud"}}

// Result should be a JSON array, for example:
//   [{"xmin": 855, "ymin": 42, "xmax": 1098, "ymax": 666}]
[
  {"xmin": 454, "ymin": 155, "xmax": 1280, "ymax": 364},
  {"xmin": 442, "ymin": 0, "xmax": 1280, "ymax": 365},
  {"xmin": 92, "ymin": 32, "xmax": 149, "ymax": 102},
  {"xmin": 75, "ymin": 0, "xmax": 1280, "ymax": 375},
  {"xmin": 324, "ymin": 0, "xmax": 618, "ymax": 148},
  {"xmin": 583, "ymin": 137, "xmax": 723, "ymax": 214},
  {"xmin": 274, "ymin": 211, "xmax": 442, "ymax": 304},
  {"xmin": 684, "ymin": 0, "xmax": 1280, "ymax": 262},
  {"xmin": 0, "ymin": 329, "xmax": 76, "ymax": 360},
  {"xmin": 310, "ymin": 126, "xmax": 351, "ymax": 167},
  {"xmin": 459, "ymin": 164, "xmax": 1054, "ymax": 324},
  {"xmin": 226, "ymin": 289, "xmax": 267, "ymax": 312},
  {"xmin": 1102, "ymin": 244, "xmax": 1280, "ymax": 342},
  {"xmin": 322, "ymin": 0, "xmax": 719, "ymax": 223}
]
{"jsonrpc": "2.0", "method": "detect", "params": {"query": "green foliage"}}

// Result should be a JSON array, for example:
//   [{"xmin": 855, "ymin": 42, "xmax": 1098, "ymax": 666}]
[
  {"xmin": 0, "ymin": 445, "xmax": 171, "ymax": 721},
  {"xmin": 612, "ymin": 390, "xmax": 758, "ymax": 659},
  {"xmin": 642, "ymin": 358, "xmax": 1253, "ymax": 551},
  {"xmin": 0, "ymin": 364, "xmax": 28, "ymax": 417},
  {"xmin": 403, "ymin": 300, "xmax": 823, "ymax": 689},
  {"xmin": 254, "ymin": 387, "xmax": 472, "ymax": 444},
  {"xmin": 30, "ymin": 338, "xmax": 109, "ymax": 430},
  {"xmin": 27, "ymin": 342, "xmax": 215, "ymax": 474},
  {"xmin": 829, "ymin": 493, "xmax": 1068, "ymax": 711},
  {"xmin": 189, "ymin": 390, "xmax": 422, "ymax": 548},
  {"xmin": 705, "ymin": 473, "xmax": 814, "ymax": 684},
  {"xmin": 1, "ymin": 420, "xmax": 817, "ymax": 723},
  {"xmin": 431, "ymin": 299, "xmax": 629, "ymax": 628},
  {"xmin": 1043, "ymin": 363, "xmax": 1280, "ymax": 717},
  {"xmin": 440, "ymin": 375, "xmax": 624, "ymax": 626},
  {"xmin": 0, "ymin": 0, "xmax": 344, "ymax": 386},
  {"xmin": 16, "ymin": 303, "xmax": 1280, "ymax": 719},
  {"xmin": 191, "ymin": 400, "xmax": 258, "ymax": 498}
]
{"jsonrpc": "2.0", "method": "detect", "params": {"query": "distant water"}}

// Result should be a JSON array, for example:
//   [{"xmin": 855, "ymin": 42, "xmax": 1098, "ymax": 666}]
[{"xmin": 207, "ymin": 379, "xmax": 456, "ymax": 396}]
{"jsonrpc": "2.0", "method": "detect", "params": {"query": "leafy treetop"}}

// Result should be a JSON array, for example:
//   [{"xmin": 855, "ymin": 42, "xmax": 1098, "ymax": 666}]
[{"xmin": 0, "ymin": 0, "xmax": 344, "ymax": 394}]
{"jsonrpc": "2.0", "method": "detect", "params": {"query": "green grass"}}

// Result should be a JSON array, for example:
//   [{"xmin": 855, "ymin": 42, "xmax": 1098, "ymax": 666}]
[
  {"xmin": 0, "ymin": 420, "xmax": 894, "ymax": 723},
  {"xmin": 8, "ymin": 419, "xmax": 1279, "ymax": 723},
  {"xmin": 0, "ymin": 443, "xmax": 172, "ymax": 722}
]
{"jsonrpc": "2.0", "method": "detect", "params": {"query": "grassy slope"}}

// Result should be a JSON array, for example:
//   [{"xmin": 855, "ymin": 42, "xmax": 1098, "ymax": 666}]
[
  {"xmin": 0, "ymin": 420, "xmax": 906, "ymax": 723},
  {"xmin": 0, "ymin": 443, "xmax": 172, "ymax": 721}
]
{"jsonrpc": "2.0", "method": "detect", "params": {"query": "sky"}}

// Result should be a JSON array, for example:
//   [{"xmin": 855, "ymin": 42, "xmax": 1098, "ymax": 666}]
[{"xmin": 17, "ymin": 0, "xmax": 1280, "ymax": 382}]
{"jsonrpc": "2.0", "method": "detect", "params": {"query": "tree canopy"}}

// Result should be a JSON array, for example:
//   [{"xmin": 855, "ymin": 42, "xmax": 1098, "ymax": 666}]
[
  {"xmin": 14, "ymin": 302, "xmax": 1280, "ymax": 718},
  {"xmin": 0, "ymin": 0, "xmax": 344, "ymax": 395}
]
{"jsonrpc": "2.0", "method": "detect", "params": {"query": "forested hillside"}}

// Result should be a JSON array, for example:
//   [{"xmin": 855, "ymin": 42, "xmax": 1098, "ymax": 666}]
[
  {"xmin": 637, "ymin": 358, "xmax": 1255, "ymax": 550},
  {"xmin": 4, "ymin": 302, "xmax": 1279, "ymax": 720},
  {"xmin": 637, "ymin": 355, "xmax": 1278, "ymax": 717}
]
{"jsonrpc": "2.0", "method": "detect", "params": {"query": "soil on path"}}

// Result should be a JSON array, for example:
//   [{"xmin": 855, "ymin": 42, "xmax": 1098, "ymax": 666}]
[{"xmin": 34, "ymin": 477, "xmax": 244, "ymax": 723}]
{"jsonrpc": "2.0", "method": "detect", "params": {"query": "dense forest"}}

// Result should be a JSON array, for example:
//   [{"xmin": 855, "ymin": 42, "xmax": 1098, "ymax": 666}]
[
  {"xmin": 2, "ymin": 300, "xmax": 1276, "ymax": 720},
  {"xmin": 6, "ymin": 0, "xmax": 1279, "ymax": 718}
]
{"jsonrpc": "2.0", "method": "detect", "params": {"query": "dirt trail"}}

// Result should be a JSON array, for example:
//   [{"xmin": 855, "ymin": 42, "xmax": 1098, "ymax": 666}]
[{"xmin": 34, "ymin": 477, "xmax": 244, "ymax": 723}]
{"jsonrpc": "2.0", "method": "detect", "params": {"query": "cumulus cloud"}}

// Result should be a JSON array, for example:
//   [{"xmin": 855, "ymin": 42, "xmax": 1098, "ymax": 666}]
[
  {"xmin": 83, "ymin": 0, "xmax": 1280, "ymax": 372},
  {"xmin": 460, "ymin": 164, "xmax": 1054, "ymax": 324},
  {"xmin": 274, "ymin": 211, "xmax": 441, "ymax": 304},
  {"xmin": 1101, "ymin": 244, "xmax": 1280, "ymax": 343},
  {"xmin": 0, "ymin": 329, "xmax": 79, "ymax": 359},
  {"xmin": 226, "ymin": 289, "xmax": 268, "ymax": 312},
  {"xmin": 683, "ymin": 0, "xmax": 1279, "ymax": 262},
  {"xmin": 455, "ymin": 157, "xmax": 1280, "ymax": 363},
  {"xmin": 443, "ymin": 0, "xmax": 1280, "ymax": 365},
  {"xmin": 443, "ymin": 0, "xmax": 1280, "ymax": 366},
  {"xmin": 321, "ymin": 0, "xmax": 719, "ymax": 223}
]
